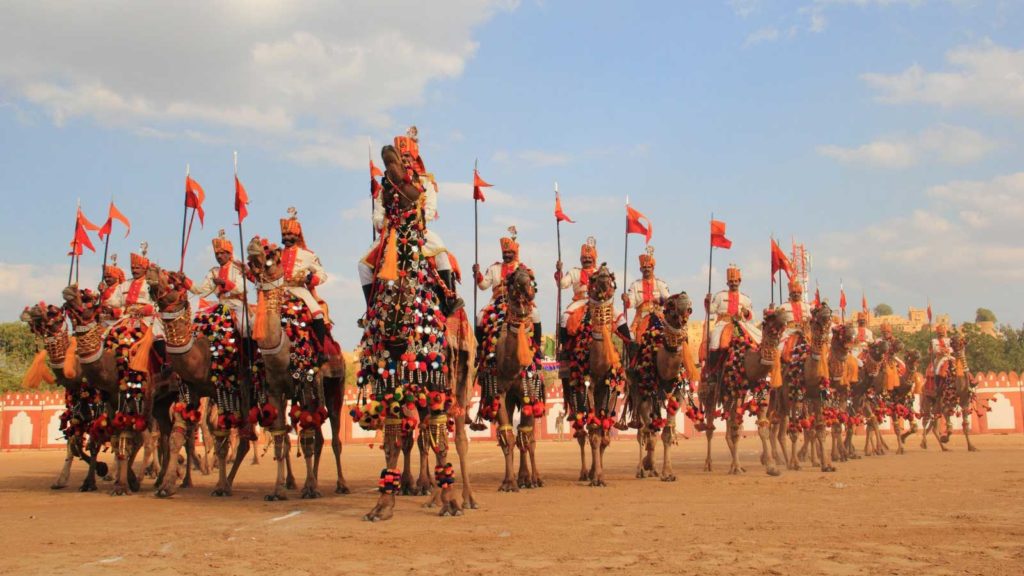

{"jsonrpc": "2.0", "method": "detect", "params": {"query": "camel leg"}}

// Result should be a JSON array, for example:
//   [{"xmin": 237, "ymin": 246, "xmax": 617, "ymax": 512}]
[
  {"xmin": 156, "ymin": 411, "xmax": 187, "ymax": 498},
  {"xmin": 497, "ymin": 396, "xmax": 517, "ymax": 492},
  {"xmin": 399, "ymin": 428, "xmax": 415, "ymax": 496},
  {"xmin": 180, "ymin": 421, "xmax": 196, "ymax": 488},
  {"xmin": 364, "ymin": 425, "xmax": 401, "ymax": 522},
  {"xmin": 963, "ymin": 411, "xmax": 979, "ymax": 452},
  {"xmin": 79, "ymin": 438, "xmax": 102, "ymax": 492},
  {"xmin": 636, "ymin": 428, "xmax": 647, "ymax": 478},
  {"xmin": 329, "ymin": 410, "xmax": 349, "ymax": 494},
  {"xmin": 526, "ymin": 418, "xmax": 543, "ymax": 488},
  {"xmin": 704, "ymin": 425, "xmax": 714, "ymax": 472},
  {"xmin": 725, "ymin": 402, "xmax": 744, "ymax": 475},
  {"xmin": 51, "ymin": 438, "xmax": 75, "ymax": 490},
  {"xmin": 223, "ymin": 432, "xmax": 250, "ymax": 494},
  {"xmin": 775, "ymin": 417, "xmax": 793, "ymax": 470},
  {"xmin": 577, "ymin": 427, "xmax": 589, "ymax": 481},
  {"xmin": 416, "ymin": 426, "xmax": 433, "ymax": 497},
  {"xmin": 283, "ymin": 434, "xmax": 297, "ymax": 489},
  {"xmin": 125, "ymin": 432, "xmax": 143, "ymax": 493},
  {"xmin": 312, "ymin": 426, "xmax": 324, "ymax": 481},
  {"xmin": 589, "ymin": 427, "xmax": 605, "ymax": 487},
  {"xmin": 211, "ymin": 425, "xmax": 231, "ymax": 496},
  {"xmin": 299, "ymin": 428, "xmax": 321, "ymax": 499},
  {"xmin": 757, "ymin": 417, "xmax": 780, "ymax": 476},
  {"xmin": 660, "ymin": 425, "xmax": 676, "ymax": 482},
  {"xmin": 817, "ymin": 425, "xmax": 835, "ymax": 472},
  {"xmin": 265, "ymin": 427, "xmax": 291, "ymax": 501},
  {"xmin": 516, "ymin": 418, "xmax": 533, "ymax": 489},
  {"xmin": 454, "ymin": 410, "xmax": 478, "ymax": 509}
]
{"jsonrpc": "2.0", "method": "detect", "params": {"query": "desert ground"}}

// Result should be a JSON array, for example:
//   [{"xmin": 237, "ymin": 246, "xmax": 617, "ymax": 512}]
[{"xmin": 1, "ymin": 433, "xmax": 1022, "ymax": 576}]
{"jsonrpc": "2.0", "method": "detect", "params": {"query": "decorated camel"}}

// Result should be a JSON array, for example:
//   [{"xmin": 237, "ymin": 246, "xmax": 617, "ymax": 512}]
[
  {"xmin": 697, "ymin": 308, "xmax": 786, "ymax": 475},
  {"xmin": 564, "ymin": 264, "xmax": 627, "ymax": 487},
  {"xmin": 826, "ymin": 323, "xmax": 860, "ymax": 463},
  {"xmin": 624, "ymin": 292, "xmax": 697, "ymax": 481},
  {"xmin": 921, "ymin": 331, "xmax": 980, "ymax": 452},
  {"xmin": 20, "ymin": 303, "xmax": 109, "ymax": 491},
  {"xmin": 475, "ymin": 265, "xmax": 545, "ymax": 491},
  {"xmin": 61, "ymin": 284, "xmax": 179, "ymax": 496},
  {"xmin": 887, "ymin": 349, "xmax": 921, "ymax": 455},
  {"xmin": 859, "ymin": 340, "xmax": 897, "ymax": 456},
  {"xmin": 354, "ymin": 142, "xmax": 462, "ymax": 520},
  {"xmin": 798, "ymin": 303, "xmax": 838, "ymax": 473}
]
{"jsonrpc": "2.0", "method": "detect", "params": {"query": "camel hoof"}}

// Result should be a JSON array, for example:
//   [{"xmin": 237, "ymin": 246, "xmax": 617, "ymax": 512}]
[
  {"xmin": 300, "ymin": 488, "xmax": 322, "ymax": 499},
  {"xmin": 286, "ymin": 479, "xmax": 298, "ymax": 490},
  {"xmin": 968, "ymin": 446, "xmax": 979, "ymax": 452},
  {"xmin": 127, "ymin": 475, "xmax": 141, "ymax": 493},
  {"xmin": 533, "ymin": 478, "xmax": 544, "ymax": 488},
  {"xmin": 578, "ymin": 472, "xmax": 589, "ymax": 482},
  {"xmin": 95, "ymin": 462, "xmax": 109, "ymax": 477},
  {"xmin": 79, "ymin": 482, "xmax": 97, "ymax": 493},
  {"xmin": 463, "ymin": 497, "xmax": 480, "ymax": 510},
  {"xmin": 588, "ymin": 479, "xmax": 607, "ymax": 487},
  {"xmin": 264, "ymin": 493, "xmax": 288, "ymax": 502},
  {"xmin": 51, "ymin": 483, "xmax": 66, "ymax": 490},
  {"xmin": 179, "ymin": 479, "xmax": 192, "ymax": 489},
  {"xmin": 660, "ymin": 474, "xmax": 677, "ymax": 482},
  {"xmin": 939, "ymin": 434, "xmax": 950, "ymax": 444},
  {"xmin": 498, "ymin": 483, "xmax": 518, "ymax": 493},
  {"xmin": 110, "ymin": 484, "xmax": 129, "ymax": 496},
  {"xmin": 766, "ymin": 468, "xmax": 781, "ymax": 477},
  {"xmin": 335, "ymin": 485, "xmax": 351, "ymax": 495},
  {"xmin": 822, "ymin": 466, "xmax": 836, "ymax": 473}
]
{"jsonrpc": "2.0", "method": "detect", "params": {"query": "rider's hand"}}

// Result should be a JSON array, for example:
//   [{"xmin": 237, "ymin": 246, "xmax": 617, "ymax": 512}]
[
  {"xmin": 704, "ymin": 293, "xmax": 711, "ymax": 313},
  {"xmin": 621, "ymin": 293, "xmax": 630, "ymax": 308}
]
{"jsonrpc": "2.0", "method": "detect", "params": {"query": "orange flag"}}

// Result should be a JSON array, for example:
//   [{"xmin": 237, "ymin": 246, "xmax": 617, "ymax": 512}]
[
  {"xmin": 235, "ymin": 176, "xmax": 249, "ymax": 223},
  {"xmin": 710, "ymin": 219, "xmax": 732, "ymax": 249},
  {"xmin": 70, "ymin": 219, "xmax": 96, "ymax": 255},
  {"xmin": 370, "ymin": 159, "xmax": 383, "ymax": 198},
  {"xmin": 77, "ymin": 207, "xmax": 101, "ymax": 232},
  {"xmin": 473, "ymin": 169, "xmax": 492, "ymax": 202},
  {"xmin": 554, "ymin": 191, "xmax": 574, "ymax": 223},
  {"xmin": 185, "ymin": 175, "xmax": 206, "ymax": 225},
  {"xmin": 98, "ymin": 201, "xmax": 131, "ymax": 239},
  {"xmin": 770, "ymin": 238, "xmax": 791, "ymax": 280},
  {"xmin": 626, "ymin": 204, "xmax": 652, "ymax": 243}
]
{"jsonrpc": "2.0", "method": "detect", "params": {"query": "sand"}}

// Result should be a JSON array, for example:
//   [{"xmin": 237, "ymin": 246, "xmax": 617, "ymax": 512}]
[{"xmin": 1, "ymin": 433, "xmax": 1022, "ymax": 576}]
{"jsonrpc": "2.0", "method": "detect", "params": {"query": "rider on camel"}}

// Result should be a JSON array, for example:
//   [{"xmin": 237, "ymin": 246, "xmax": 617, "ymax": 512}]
[
  {"xmin": 776, "ymin": 277, "xmax": 809, "ymax": 363},
  {"xmin": 473, "ymin": 227, "xmax": 542, "ymax": 349},
  {"xmin": 704, "ymin": 264, "xmax": 761, "ymax": 366},
  {"xmin": 99, "ymin": 254, "xmax": 125, "ymax": 326},
  {"xmin": 102, "ymin": 242, "xmax": 169, "ymax": 372},
  {"xmin": 189, "ymin": 229, "xmax": 250, "ymax": 335},
  {"xmin": 621, "ymin": 245, "xmax": 670, "ymax": 339},
  {"xmin": 278, "ymin": 208, "xmax": 330, "ymax": 361}
]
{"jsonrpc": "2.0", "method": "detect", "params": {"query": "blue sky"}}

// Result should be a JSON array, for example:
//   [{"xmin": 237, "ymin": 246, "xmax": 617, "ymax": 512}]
[{"xmin": 2, "ymin": 0, "xmax": 1023, "ymax": 346}]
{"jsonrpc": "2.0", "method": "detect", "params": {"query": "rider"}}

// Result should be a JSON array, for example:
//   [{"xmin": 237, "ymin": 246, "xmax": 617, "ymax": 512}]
[
  {"xmin": 777, "ymin": 277, "xmax": 808, "ymax": 363},
  {"xmin": 188, "ymin": 230, "xmax": 250, "ymax": 336},
  {"xmin": 358, "ymin": 126, "xmax": 461, "ymax": 316},
  {"xmin": 926, "ymin": 323, "xmax": 954, "ymax": 386},
  {"xmin": 472, "ymin": 227, "xmax": 542, "ymax": 349},
  {"xmin": 279, "ymin": 208, "xmax": 329, "ymax": 361},
  {"xmin": 99, "ymin": 254, "xmax": 126, "ymax": 326},
  {"xmin": 704, "ymin": 265, "xmax": 761, "ymax": 364},
  {"xmin": 621, "ymin": 245, "xmax": 670, "ymax": 339},
  {"xmin": 555, "ymin": 237, "xmax": 598, "ymax": 348},
  {"xmin": 850, "ymin": 312, "xmax": 875, "ymax": 366},
  {"xmin": 103, "ymin": 243, "xmax": 168, "ymax": 371}
]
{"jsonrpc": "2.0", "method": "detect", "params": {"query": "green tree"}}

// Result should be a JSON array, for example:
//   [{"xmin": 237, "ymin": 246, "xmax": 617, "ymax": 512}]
[
  {"xmin": 0, "ymin": 321, "xmax": 39, "ymax": 393},
  {"xmin": 975, "ymin": 308, "xmax": 997, "ymax": 323},
  {"xmin": 873, "ymin": 303, "xmax": 893, "ymax": 316}
]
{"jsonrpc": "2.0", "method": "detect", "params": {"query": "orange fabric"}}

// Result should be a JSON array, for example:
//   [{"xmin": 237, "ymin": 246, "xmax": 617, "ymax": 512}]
[
  {"xmin": 781, "ymin": 333, "xmax": 798, "ymax": 363},
  {"xmin": 378, "ymin": 228, "xmax": 399, "ymax": 282},
  {"xmin": 718, "ymin": 322, "xmax": 734, "ymax": 349},
  {"xmin": 129, "ymin": 325, "xmax": 154, "ymax": 373},
  {"xmin": 727, "ymin": 291, "xmax": 739, "ymax": 316},
  {"xmin": 63, "ymin": 337, "xmax": 77, "ymax": 379},
  {"xmin": 185, "ymin": 175, "xmax": 206, "ymax": 224},
  {"xmin": 517, "ymin": 325, "xmax": 534, "ymax": 366},
  {"xmin": 625, "ymin": 205, "xmax": 652, "ymax": 243},
  {"xmin": 554, "ymin": 193, "xmax": 574, "ymax": 223},
  {"xmin": 565, "ymin": 307, "xmax": 587, "ymax": 336},
  {"xmin": 884, "ymin": 363, "xmax": 900, "ymax": 391},
  {"xmin": 235, "ymin": 176, "xmax": 249, "ymax": 223},
  {"xmin": 130, "ymin": 252, "xmax": 149, "ymax": 268},
  {"xmin": 600, "ymin": 323, "xmax": 621, "ymax": 370},
  {"xmin": 769, "ymin": 351, "xmax": 783, "ymax": 389},
  {"xmin": 22, "ymin": 350, "xmax": 55, "ymax": 388},
  {"xmin": 253, "ymin": 292, "xmax": 268, "ymax": 341},
  {"xmin": 98, "ymin": 201, "xmax": 131, "ymax": 239},
  {"xmin": 212, "ymin": 237, "xmax": 233, "ymax": 254},
  {"xmin": 681, "ymin": 340, "xmax": 699, "ymax": 384},
  {"xmin": 499, "ymin": 237, "xmax": 519, "ymax": 255},
  {"xmin": 104, "ymin": 266, "xmax": 125, "ymax": 284},
  {"xmin": 580, "ymin": 244, "xmax": 597, "ymax": 260},
  {"xmin": 126, "ymin": 279, "xmax": 145, "ymax": 306},
  {"xmin": 280, "ymin": 218, "xmax": 302, "ymax": 236},
  {"xmin": 710, "ymin": 219, "xmax": 732, "ymax": 249}
]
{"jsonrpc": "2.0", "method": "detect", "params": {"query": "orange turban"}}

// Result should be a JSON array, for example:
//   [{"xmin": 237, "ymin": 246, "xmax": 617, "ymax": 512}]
[
  {"xmin": 726, "ymin": 265, "xmax": 741, "ymax": 283},
  {"xmin": 212, "ymin": 229, "xmax": 233, "ymax": 254}
]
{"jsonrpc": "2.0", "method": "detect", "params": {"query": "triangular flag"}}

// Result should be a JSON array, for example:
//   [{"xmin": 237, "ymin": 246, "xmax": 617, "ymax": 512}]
[
  {"xmin": 813, "ymin": 286, "xmax": 821, "ymax": 308},
  {"xmin": 235, "ymin": 176, "xmax": 249, "ymax": 223},
  {"xmin": 861, "ymin": 293, "xmax": 868, "ymax": 313},
  {"xmin": 77, "ymin": 207, "xmax": 101, "ymax": 232},
  {"xmin": 98, "ymin": 201, "xmax": 131, "ymax": 240},
  {"xmin": 71, "ymin": 220, "xmax": 96, "ymax": 254},
  {"xmin": 555, "ymin": 192, "xmax": 575, "ymax": 223},
  {"xmin": 473, "ymin": 169, "xmax": 491, "ymax": 202},
  {"xmin": 626, "ymin": 204, "xmax": 652, "ymax": 243},
  {"xmin": 839, "ymin": 285, "xmax": 847, "ymax": 311},
  {"xmin": 927, "ymin": 301, "xmax": 933, "ymax": 324},
  {"xmin": 710, "ymin": 219, "xmax": 732, "ymax": 249},
  {"xmin": 370, "ymin": 159, "xmax": 383, "ymax": 178},
  {"xmin": 770, "ymin": 238, "xmax": 792, "ymax": 280},
  {"xmin": 185, "ymin": 175, "xmax": 206, "ymax": 225},
  {"xmin": 370, "ymin": 159, "xmax": 384, "ymax": 199}
]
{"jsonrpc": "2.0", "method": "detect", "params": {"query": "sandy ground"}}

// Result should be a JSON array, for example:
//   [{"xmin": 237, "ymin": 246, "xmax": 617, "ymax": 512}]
[{"xmin": 1, "ymin": 432, "xmax": 1022, "ymax": 576}]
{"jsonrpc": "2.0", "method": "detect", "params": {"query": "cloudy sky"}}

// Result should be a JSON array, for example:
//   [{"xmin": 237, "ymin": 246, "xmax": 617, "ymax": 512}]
[{"xmin": 2, "ymin": 0, "xmax": 1023, "ymax": 346}]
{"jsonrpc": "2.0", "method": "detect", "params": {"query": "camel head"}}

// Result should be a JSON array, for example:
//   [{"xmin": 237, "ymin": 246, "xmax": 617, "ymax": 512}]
[
  {"xmin": 147, "ymin": 265, "xmax": 189, "ymax": 313},
  {"xmin": 663, "ymin": 292, "xmax": 693, "ymax": 331},
  {"xmin": 950, "ymin": 330, "xmax": 966, "ymax": 355},
  {"xmin": 21, "ymin": 304, "xmax": 46, "ymax": 336},
  {"xmin": 867, "ymin": 338, "xmax": 890, "ymax": 363},
  {"xmin": 904, "ymin": 349, "xmax": 920, "ymax": 372},
  {"xmin": 831, "ymin": 323, "xmax": 856, "ymax": 355},
  {"xmin": 761, "ymin": 307, "xmax": 786, "ymax": 340},
  {"xmin": 247, "ymin": 236, "xmax": 282, "ymax": 285},
  {"xmin": 61, "ymin": 285, "xmax": 101, "ymax": 327},
  {"xmin": 587, "ymin": 264, "xmax": 616, "ymax": 303},
  {"xmin": 810, "ymin": 301, "xmax": 832, "ymax": 339},
  {"xmin": 506, "ymin": 265, "xmax": 536, "ymax": 316}
]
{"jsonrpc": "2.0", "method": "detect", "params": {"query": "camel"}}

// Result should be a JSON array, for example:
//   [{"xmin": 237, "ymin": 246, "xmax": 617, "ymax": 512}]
[
  {"xmin": 922, "ymin": 332, "xmax": 979, "ymax": 452},
  {"xmin": 61, "ymin": 284, "xmax": 179, "ymax": 496},
  {"xmin": 146, "ymin": 266, "xmax": 256, "ymax": 497},
  {"xmin": 624, "ymin": 292, "xmax": 696, "ymax": 482},
  {"xmin": 246, "ymin": 238, "xmax": 332, "ymax": 501},
  {"xmin": 887, "ymin": 350, "xmax": 921, "ymax": 455},
  {"xmin": 798, "ymin": 303, "xmax": 837, "ymax": 473},
  {"xmin": 826, "ymin": 323, "xmax": 858, "ymax": 463},
  {"xmin": 564, "ymin": 264, "xmax": 627, "ymax": 487},
  {"xmin": 475, "ymin": 265, "xmax": 545, "ymax": 491},
  {"xmin": 698, "ymin": 308, "xmax": 785, "ymax": 475},
  {"xmin": 20, "ymin": 304, "xmax": 109, "ymax": 491},
  {"xmin": 859, "ymin": 341, "xmax": 895, "ymax": 457}
]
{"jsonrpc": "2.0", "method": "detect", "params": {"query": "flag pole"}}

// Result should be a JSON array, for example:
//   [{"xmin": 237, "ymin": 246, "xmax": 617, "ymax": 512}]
[
  {"xmin": 554, "ymin": 182, "xmax": 563, "ymax": 361},
  {"xmin": 68, "ymin": 200, "xmax": 80, "ymax": 286},
  {"xmin": 622, "ymin": 196, "xmax": 630, "ymax": 332},
  {"xmin": 100, "ymin": 197, "xmax": 113, "ymax": 282},
  {"xmin": 180, "ymin": 165, "xmax": 190, "ymax": 272},
  {"xmin": 703, "ymin": 213, "xmax": 714, "ymax": 369},
  {"xmin": 234, "ymin": 151, "xmax": 254, "ymax": 390},
  {"xmin": 369, "ymin": 140, "xmax": 376, "ymax": 243},
  {"xmin": 472, "ymin": 158, "xmax": 479, "ymax": 327},
  {"xmin": 769, "ymin": 235, "xmax": 775, "ymax": 306}
]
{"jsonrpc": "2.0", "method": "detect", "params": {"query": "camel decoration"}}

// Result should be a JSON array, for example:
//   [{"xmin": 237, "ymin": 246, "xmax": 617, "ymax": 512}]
[
  {"xmin": 62, "ymin": 284, "xmax": 183, "ymax": 495},
  {"xmin": 564, "ymin": 264, "xmax": 626, "ymax": 487},
  {"xmin": 246, "ymin": 237, "xmax": 336, "ymax": 500},
  {"xmin": 145, "ymin": 265, "xmax": 263, "ymax": 497},
  {"xmin": 826, "ymin": 323, "xmax": 860, "ymax": 463},
  {"xmin": 624, "ymin": 292, "xmax": 697, "ymax": 482},
  {"xmin": 799, "ymin": 303, "xmax": 838, "ymax": 473},
  {"xmin": 353, "ymin": 142, "xmax": 462, "ymax": 520},
  {"xmin": 887, "ymin": 349, "xmax": 921, "ymax": 455},
  {"xmin": 922, "ymin": 331, "xmax": 980, "ymax": 452},
  {"xmin": 859, "ymin": 340, "xmax": 897, "ymax": 456},
  {"xmin": 697, "ymin": 308, "xmax": 786, "ymax": 475},
  {"xmin": 20, "ymin": 303, "xmax": 109, "ymax": 491},
  {"xmin": 474, "ymin": 265, "xmax": 545, "ymax": 491}
]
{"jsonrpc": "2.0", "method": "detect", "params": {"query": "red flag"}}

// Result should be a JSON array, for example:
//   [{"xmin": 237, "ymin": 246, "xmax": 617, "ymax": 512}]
[
  {"xmin": 626, "ymin": 205, "xmax": 652, "ymax": 244},
  {"xmin": 813, "ymin": 287, "xmax": 821, "ymax": 308},
  {"xmin": 861, "ymin": 294, "xmax": 868, "ymax": 313},
  {"xmin": 70, "ymin": 220, "xmax": 96, "ymax": 255},
  {"xmin": 185, "ymin": 175, "xmax": 206, "ymax": 225},
  {"xmin": 770, "ymin": 239, "xmax": 792, "ymax": 280},
  {"xmin": 235, "ymin": 176, "xmax": 249, "ymax": 223},
  {"xmin": 927, "ymin": 302, "xmax": 933, "ymax": 323},
  {"xmin": 370, "ymin": 159, "xmax": 383, "ymax": 199},
  {"xmin": 554, "ymin": 192, "xmax": 575, "ymax": 223},
  {"xmin": 98, "ymin": 201, "xmax": 131, "ymax": 240},
  {"xmin": 77, "ymin": 207, "xmax": 101, "ymax": 232},
  {"xmin": 839, "ymin": 286, "xmax": 847, "ymax": 311},
  {"xmin": 710, "ymin": 219, "xmax": 732, "ymax": 249},
  {"xmin": 473, "ymin": 169, "xmax": 491, "ymax": 202},
  {"xmin": 369, "ymin": 159, "xmax": 383, "ymax": 178}
]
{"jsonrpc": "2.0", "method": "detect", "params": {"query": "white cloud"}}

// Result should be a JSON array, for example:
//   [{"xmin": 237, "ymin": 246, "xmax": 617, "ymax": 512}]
[
  {"xmin": 438, "ymin": 181, "xmax": 517, "ymax": 206},
  {"xmin": 729, "ymin": 0, "xmax": 760, "ymax": 18},
  {"xmin": 0, "ymin": 263, "xmax": 96, "ymax": 321},
  {"xmin": 492, "ymin": 149, "xmax": 571, "ymax": 167},
  {"xmin": 743, "ymin": 27, "xmax": 780, "ymax": 48},
  {"xmin": 0, "ymin": 1, "xmax": 516, "ymax": 163},
  {"xmin": 862, "ymin": 40, "xmax": 1024, "ymax": 115},
  {"xmin": 817, "ymin": 124, "xmax": 995, "ymax": 168}
]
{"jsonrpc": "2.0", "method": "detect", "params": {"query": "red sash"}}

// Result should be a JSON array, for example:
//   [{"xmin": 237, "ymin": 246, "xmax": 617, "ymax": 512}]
[
  {"xmin": 857, "ymin": 327, "xmax": 866, "ymax": 341},
  {"xmin": 642, "ymin": 279, "xmax": 654, "ymax": 303},
  {"xmin": 126, "ymin": 279, "xmax": 144, "ymax": 305},
  {"xmin": 282, "ymin": 247, "xmax": 297, "ymax": 280},
  {"xmin": 218, "ymin": 263, "xmax": 236, "ymax": 295},
  {"xmin": 791, "ymin": 301, "xmax": 803, "ymax": 323},
  {"xmin": 727, "ymin": 291, "xmax": 739, "ymax": 316},
  {"xmin": 579, "ymin": 267, "xmax": 594, "ymax": 286},
  {"xmin": 500, "ymin": 261, "xmax": 518, "ymax": 281}
]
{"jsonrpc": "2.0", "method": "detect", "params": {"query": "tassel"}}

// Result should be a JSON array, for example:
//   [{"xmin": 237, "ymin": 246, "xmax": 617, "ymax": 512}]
[
  {"xmin": 129, "ymin": 325, "xmax": 154, "ymax": 373},
  {"xmin": 63, "ymin": 336, "xmax": 78, "ymax": 379},
  {"xmin": 601, "ymin": 324, "xmax": 621, "ymax": 370},
  {"xmin": 253, "ymin": 291, "xmax": 268, "ymax": 341},
  {"xmin": 517, "ymin": 325, "xmax": 534, "ymax": 367},
  {"xmin": 22, "ymin": 350, "xmax": 55, "ymax": 388},
  {"xmin": 842, "ymin": 355, "xmax": 859, "ymax": 387},
  {"xmin": 817, "ymin": 344, "xmax": 830, "ymax": 382},
  {"xmin": 884, "ymin": 363, "xmax": 900, "ymax": 391},
  {"xmin": 954, "ymin": 358, "xmax": 965, "ymax": 378},
  {"xmin": 378, "ymin": 228, "xmax": 399, "ymax": 282},
  {"xmin": 912, "ymin": 373, "xmax": 924, "ymax": 395},
  {"xmin": 769, "ymin": 351, "xmax": 783, "ymax": 389},
  {"xmin": 681, "ymin": 341, "xmax": 699, "ymax": 384}
]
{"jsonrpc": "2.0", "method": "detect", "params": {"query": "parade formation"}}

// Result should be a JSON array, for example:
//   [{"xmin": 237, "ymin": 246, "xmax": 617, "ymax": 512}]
[{"xmin": 18, "ymin": 126, "xmax": 991, "ymax": 522}]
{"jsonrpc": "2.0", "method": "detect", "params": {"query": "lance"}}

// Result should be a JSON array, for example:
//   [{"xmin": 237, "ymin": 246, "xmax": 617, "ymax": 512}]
[
  {"xmin": 554, "ymin": 181, "xmax": 563, "ymax": 361},
  {"xmin": 621, "ymin": 196, "xmax": 631, "ymax": 367},
  {"xmin": 99, "ymin": 197, "xmax": 113, "ymax": 283},
  {"xmin": 473, "ymin": 158, "xmax": 479, "ymax": 327},
  {"xmin": 234, "ymin": 151, "xmax": 254, "ymax": 395},
  {"xmin": 67, "ymin": 200, "xmax": 80, "ymax": 286}
]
